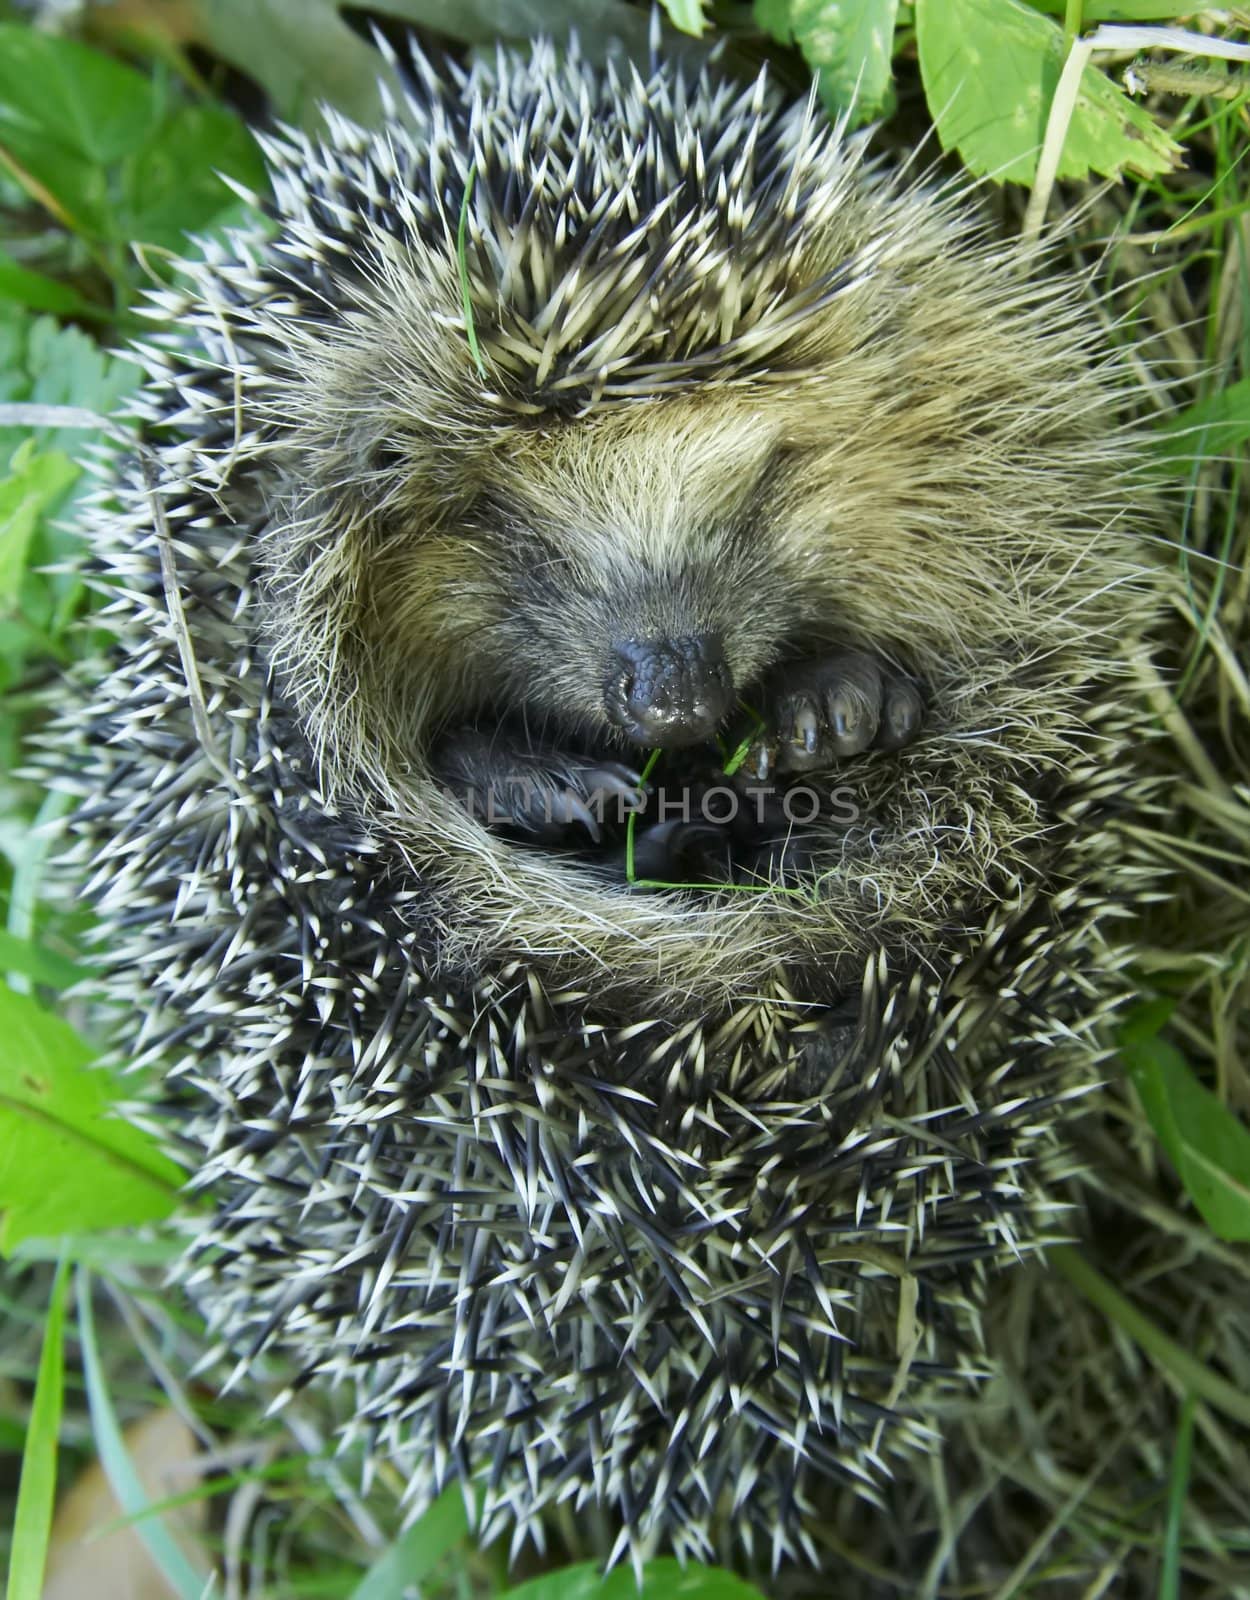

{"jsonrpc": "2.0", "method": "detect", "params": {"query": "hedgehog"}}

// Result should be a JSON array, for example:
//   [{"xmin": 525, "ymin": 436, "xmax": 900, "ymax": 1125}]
[{"xmin": 55, "ymin": 30, "xmax": 1168, "ymax": 1571}]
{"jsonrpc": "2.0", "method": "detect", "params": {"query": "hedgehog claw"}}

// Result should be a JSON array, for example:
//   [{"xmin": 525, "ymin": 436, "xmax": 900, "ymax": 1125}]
[
  {"xmin": 756, "ymin": 650, "xmax": 923, "ymax": 774},
  {"xmin": 433, "ymin": 728, "xmax": 639, "ymax": 842},
  {"xmin": 583, "ymin": 761, "xmax": 645, "ymax": 802},
  {"xmin": 744, "ymin": 736, "xmax": 774, "ymax": 783},
  {"xmin": 879, "ymin": 678, "xmax": 925, "ymax": 750},
  {"xmin": 562, "ymin": 792, "xmax": 602, "ymax": 842}
]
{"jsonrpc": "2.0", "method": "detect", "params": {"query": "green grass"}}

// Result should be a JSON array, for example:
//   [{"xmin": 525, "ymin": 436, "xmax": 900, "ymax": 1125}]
[{"xmin": 6, "ymin": 1258, "xmax": 67, "ymax": 1600}]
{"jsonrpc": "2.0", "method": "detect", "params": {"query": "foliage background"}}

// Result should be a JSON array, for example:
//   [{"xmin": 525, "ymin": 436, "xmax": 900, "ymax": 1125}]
[{"xmin": 1, "ymin": 2, "xmax": 1249, "ymax": 1597}]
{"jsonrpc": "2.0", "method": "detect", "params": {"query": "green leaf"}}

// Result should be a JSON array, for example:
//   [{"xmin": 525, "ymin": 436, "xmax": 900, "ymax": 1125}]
[
  {"xmin": 12, "ymin": 1231, "xmax": 184, "ymax": 1269},
  {"xmin": 369, "ymin": 0, "xmax": 656, "ymax": 58},
  {"xmin": 0, "ymin": 27, "xmax": 161, "ymax": 243},
  {"xmin": 119, "ymin": 101, "xmax": 266, "ymax": 251},
  {"xmin": 0, "ymin": 982, "xmax": 184, "ymax": 1253},
  {"xmin": 0, "ymin": 440, "xmax": 79, "ymax": 608},
  {"xmin": 0, "ymin": 309, "xmax": 135, "ymax": 469},
  {"xmin": 659, "ymin": 0, "xmax": 709, "ymax": 33},
  {"xmin": 192, "ymin": 0, "xmax": 400, "ymax": 126},
  {"xmin": 1120, "ymin": 1002, "xmax": 1250, "ymax": 1242},
  {"xmin": 0, "ymin": 25, "xmax": 161, "ymax": 165},
  {"xmin": 189, "ymin": 0, "xmax": 680, "ymax": 128},
  {"xmin": 770, "ymin": 1, "xmax": 901, "ymax": 121},
  {"xmin": 755, "ymin": 0, "xmax": 795, "ymax": 44},
  {"xmin": 915, "ymin": 0, "xmax": 1180, "ymax": 185},
  {"xmin": 501, "ymin": 1559, "xmax": 768, "ymax": 1600},
  {"xmin": 0, "ymin": 432, "xmax": 90, "ymax": 676},
  {"xmin": 6, "ymin": 1258, "xmax": 69, "ymax": 1600},
  {"xmin": 0, "ymin": 24, "xmax": 260, "ymax": 264},
  {"xmin": 348, "ymin": 1485, "xmax": 471, "ymax": 1599}
]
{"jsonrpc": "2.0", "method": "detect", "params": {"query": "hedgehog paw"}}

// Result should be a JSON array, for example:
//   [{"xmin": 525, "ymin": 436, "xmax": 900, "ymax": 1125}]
[
  {"xmin": 433, "ymin": 727, "xmax": 641, "ymax": 843},
  {"xmin": 746, "ymin": 651, "xmax": 923, "ymax": 779}
]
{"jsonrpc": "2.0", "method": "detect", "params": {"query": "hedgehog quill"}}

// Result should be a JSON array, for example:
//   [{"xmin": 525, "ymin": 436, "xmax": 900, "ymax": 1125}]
[{"xmin": 59, "ymin": 33, "xmax": 1167, "ymax": 1568}]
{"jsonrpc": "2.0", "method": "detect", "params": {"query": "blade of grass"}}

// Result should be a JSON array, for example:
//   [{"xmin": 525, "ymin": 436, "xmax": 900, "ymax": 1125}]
[
  {"xmin": 92, "ymin": 1451, "xmax": 322, "ymax": 1542},
  {"xmin": 347, "ymin": 1484, "xmax": 471, "ymax": 1600},
  {"xmin": 624, "ymin": 746, "xmax": 664, "ymax": 884},
  {"xmin": 1160, "ymin": 1396, "xmax": 1195, "ymax": 1600},
  {"xmin": 457, "ymin": 164, "xmax": 486, "ymax": 378},
  {"xmin": 76, "ymin": 1265, "xmax": 210, "ymax": 1600},
  {"xmin": 5, "ymin": 1257, "xmax": 69, "ymax": 1600},
  {"xmin": 5, "ymin": 789, "xmax": 73, "ymax": 997}
]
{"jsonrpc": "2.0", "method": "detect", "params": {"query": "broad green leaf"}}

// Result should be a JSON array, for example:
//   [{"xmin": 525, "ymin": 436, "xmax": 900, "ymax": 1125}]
[
  {"xmin": 1121, "ymin": 1001, "xmax": 1250, "ymax": 1242},
  {"xmin": 0, "ymin": 440, "xmax": 78, "ymax": 607},
  {"xmin": 0, "ymin": 25, "xmax": 160, "ymax": 165},
  {"xmin": 349, "ymin": 1485, "xmax": 471, "ymax": 1599},
  {"xmin": 23, "ymin": 313, "xmax": 136, "ymax": 418},
  {"xmin": 1, "ymin": 148, "xmax": 109, "ymax": 248},
  {"xmin": 192, "ymin": 0, "xmax": 400, "ymax": 126},
  {"xmin": 768, "ymin": 1, "xmax": 900, "ymax": 121},
  {"xmin": 12, "ymin": 1231, "xmax": 184, "ymax": 1268},
  {"xmin": 184, "ymin": 0, "xmax": 677, "ymax": 127},
  {"xmin": 368, "ymin": 0, "xmax": 655, "ymax": 58},
  {"xmin": 119, "ymin": 101, "xmax": 267, "ymax": 251},
  {"xmin": 755, "ymin": 0, "xmax": 794, "ymax": 43},
  {"xmin": 0, "ymin": 28, "xmax": 158, "ymax": 243},
  {"xmin": 915, "ymin": 0, "xmax": 1180, "ymax": 185},
  {"xmin": 0, "ymin": 423, "xmax": 95, "ymax": 670},
  {"xmin": 0, "ymin": 25, "xmax": 260, "ymax": 258},
  {"xmin": 0, "ymin": 982, "xmax": 183, "ymax": 1252},
  {"xmin": 660, "ymin": 0, "xmax": 709, "ymax": 33},
  {"xmin": 0, "ymin": 309, "xmax": 135, "ymax": 466},
  {"xmin": 6, "ymin": 1259, "xmax": 69, "ymax": 1600},
  {"xmin": 501, "ymin": 1559, "xmax": 768, "ymax": 1600}
]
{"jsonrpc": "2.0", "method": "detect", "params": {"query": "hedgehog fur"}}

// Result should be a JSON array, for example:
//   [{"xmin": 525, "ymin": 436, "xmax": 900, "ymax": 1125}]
[{"xmin": 58, "ymin": 32, "xmax": 1168, "ymax": 1569}]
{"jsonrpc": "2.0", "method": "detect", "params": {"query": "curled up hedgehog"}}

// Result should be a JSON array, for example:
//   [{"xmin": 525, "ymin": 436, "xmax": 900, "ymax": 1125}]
[{"xmin": 58, "ymin": 30, "xmax": 1167, "ymax": 1570}]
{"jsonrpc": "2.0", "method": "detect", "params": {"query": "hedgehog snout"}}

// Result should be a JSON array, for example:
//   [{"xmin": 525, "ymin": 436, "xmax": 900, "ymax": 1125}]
[{"xmin": 604, "ymin": 634, "xmax": 734, "ymax": 748}]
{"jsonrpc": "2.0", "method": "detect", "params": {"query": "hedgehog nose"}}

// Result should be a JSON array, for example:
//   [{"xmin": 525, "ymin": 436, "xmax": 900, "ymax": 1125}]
[{"xmin": 605, "ymin": 634, "xmax": 734, "ymax": 749}]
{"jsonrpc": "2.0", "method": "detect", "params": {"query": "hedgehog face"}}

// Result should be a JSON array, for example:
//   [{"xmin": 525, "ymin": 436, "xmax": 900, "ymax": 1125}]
[
  {"xmin": 169, "ymin": 42, "xmax": 1157, "ymax": 1008},
  {"xmin": 437, "ymin": 405, "xmax": 809, "ymax": 749}
]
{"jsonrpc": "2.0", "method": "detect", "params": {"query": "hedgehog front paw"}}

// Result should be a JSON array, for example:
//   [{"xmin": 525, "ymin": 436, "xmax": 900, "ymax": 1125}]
[
  {"xmin": 747, "ymin": 651, "xmax": 923, "ymax": 779},
  {"xmin": 432, "ymin": 727, "xmax": 641, "ymax": 843}
]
